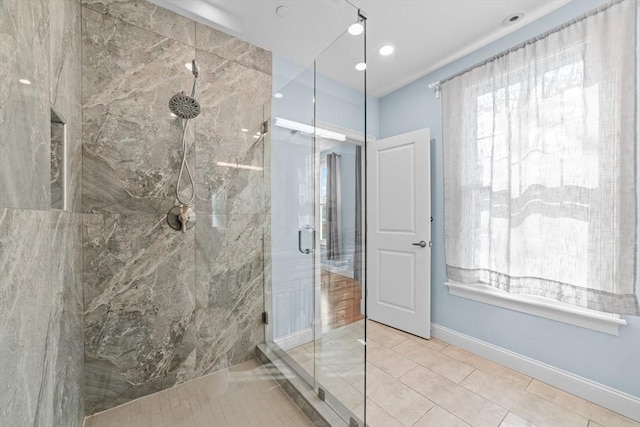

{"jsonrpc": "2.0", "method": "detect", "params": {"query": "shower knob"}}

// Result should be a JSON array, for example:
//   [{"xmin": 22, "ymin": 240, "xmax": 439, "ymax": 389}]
[{"xmin": 167, "ymin": 205, "xmax": 196, "ymax": 232}]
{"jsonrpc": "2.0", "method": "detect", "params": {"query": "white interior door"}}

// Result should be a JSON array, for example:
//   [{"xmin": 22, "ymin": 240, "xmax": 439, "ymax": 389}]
[{"xmin": 367, "ymin": 128, "xmax": 431, "ymax": 338}]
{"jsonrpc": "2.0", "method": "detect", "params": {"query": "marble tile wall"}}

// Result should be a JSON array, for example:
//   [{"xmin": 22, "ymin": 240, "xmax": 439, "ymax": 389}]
[
  {"xmin": 0, "ymin": 0, "xmax": 51, "ymax": 211},
  {"xmin": 0, "ymin": 209, "xmax": 53, "ymax": 426},
  {"xmin": 51, "ymin": 211, "xmax": 85, "ymax": 427},
  {"xmin": 83, "ymin": 0, "xmax": 195, "ymax": 45},
  {"xmin": 81, "ymin": 0, "xmax": 272, "ymax": 415},
  {"xmin": 83, "ymin": 213, "xmax": 196, "ymax": 413},
  {"xmin": 195, "ymin": 213, "xmax": 266, "ymax": 375},
  {"xmin": 0, "ymin": 210, "xmax": 84, "ymax": 427},
  {"xmin": 82, "ymin": 6, "xmax": 195, "ymax": 214},
  {"xmin": 0, "ymin": 0, "xmax": 85, "ymax": 426}
]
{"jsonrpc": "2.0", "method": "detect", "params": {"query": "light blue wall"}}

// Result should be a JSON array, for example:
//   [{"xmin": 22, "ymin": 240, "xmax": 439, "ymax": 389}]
[{"xmin": 379, "ymin": 0, "xmax": 640, "ymax": 397}]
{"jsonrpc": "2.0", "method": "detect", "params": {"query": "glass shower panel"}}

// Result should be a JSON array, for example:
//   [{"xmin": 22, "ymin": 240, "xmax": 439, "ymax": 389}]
[
  {"xmin": 313, "ymin": 19, "xmax": 367, "ymax": 425},
  {"xmin": 266, "ymin": 5, "xmax": 366, "ymax": 426},
  {"xmin": 268, "ymin": 62, "xmax": 318, "ymax": 384}
]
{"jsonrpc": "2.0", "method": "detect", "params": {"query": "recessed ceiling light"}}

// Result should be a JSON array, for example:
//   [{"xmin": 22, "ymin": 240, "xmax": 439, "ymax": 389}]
[
  {"xmin": 348, "ymin": 22, "xmax": 364, "ymax": 36},
  {"xmin": 253, "ymin": 135, "xmax": 260, "ymax": 139},
  {"xmin": 355, "ymin": 62, "xmax": 366, "ymax": 71},
  {"xmin": 274, "ymin": 92, "xmax": 284, "ymax": 99},
  {"xmin": 502, "ymin": 12, "xmax": 524, "ymax": 26},
  {"xmin": 276, "ymin": 5, "xmax": 290, "ymax": 18},
  {"xmin": 18, "ymin": 78, "xmax": 31, "ymax": 85},
  {"xmin": 379, "ymin": 45, "xmax": 394, "ymax": 56},
  {"xmin": 170, "ymin": 113, "xmax": 178, "ymax": 118},
  {"xmin": 185, "ymin": 62, "xmax": 193, "ymax": 71},
  {"xmin": 241, "ymin": 128, "xmax": 249, "ymax": 132}
]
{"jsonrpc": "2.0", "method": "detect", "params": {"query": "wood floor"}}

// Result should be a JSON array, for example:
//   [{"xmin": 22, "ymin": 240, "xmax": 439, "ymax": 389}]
[{"xmin": 320, "ymin": 270, "xmax": 364, "ymax": 331}]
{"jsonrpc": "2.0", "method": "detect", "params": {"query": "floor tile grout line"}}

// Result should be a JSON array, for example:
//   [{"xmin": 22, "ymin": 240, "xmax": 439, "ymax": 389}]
[
  {"xmin": 274, "ymin": 383, "xmax": 304, "ymax": 423},
  {"xmin": 441, "ymin": 347, "xmax": 533, "ymax": 390},
  {"xmin": 439, "ymin": 343, "xmax": 451, "ymax": 353},
  {"xmin": 238, "ymin": 371, "xmax": 271, "ymax": 426},
  {"xmin": 388, "ymin": 339, "xmax": 476, "ymax": 382},
  {"xmin": 410, "ymin": 404, "xmax": 436, "ymax": 427},
  {"xmin": 524, "ymin": 380, "xmax": 637, "ymax": 426},
  {"xmin": 185, "ymin": 382, "xmax": 202, "ymax": 426},
  {"xmin": 459, "ymin": 367, "xmax": 477, "ymax": 385},
  {"xmin": 398, "ymin": 363, "xmax": 513, "ymax": 425},
  {"xmin": 414, "ymin": 404, "xmax": 472, "ymax": 427},
  {"xmin": 497, "ymin": 410, "xmax": 510, "ymax": 427},
  {"xmin": 524, "ymin": 376, "xmax": 534, "ymax": 390},
  {"xmin": 459, "ymin": 371, "xmax": 596, "ymax": 426}
]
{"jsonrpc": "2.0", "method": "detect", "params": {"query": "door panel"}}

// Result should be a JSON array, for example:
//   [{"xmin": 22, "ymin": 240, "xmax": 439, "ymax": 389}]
[
  {"xmin": 377, "ymin": 144, "xmax": 416, "ymax": 233},
  {"xmin": 377, "ymin": 249, "xmax": 415, "ymax": 312},
  {"xmin": 367, "ymin": 128, "xmax": 431, "ymax": 338}
]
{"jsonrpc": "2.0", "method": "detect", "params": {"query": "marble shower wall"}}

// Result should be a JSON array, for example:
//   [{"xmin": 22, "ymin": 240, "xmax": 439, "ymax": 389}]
[
  {"xmin": 81, "ymin": 0, "xmax": 272, "ymax": 415},
  {"xmin": 0, "ymin": 0, "xmax": 85, "ymax": 426}
]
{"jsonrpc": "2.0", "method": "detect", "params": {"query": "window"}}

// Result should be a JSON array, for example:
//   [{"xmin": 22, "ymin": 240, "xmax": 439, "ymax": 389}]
[{"xmin": 442, "ymin": 0, "xmax": 639, "ymax": 328}]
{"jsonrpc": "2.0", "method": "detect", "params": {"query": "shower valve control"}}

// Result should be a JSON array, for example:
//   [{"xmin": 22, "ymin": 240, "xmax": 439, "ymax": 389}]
[{"xmin": 167, "ymin": 205, "xmax": 196, "ymax": 233}]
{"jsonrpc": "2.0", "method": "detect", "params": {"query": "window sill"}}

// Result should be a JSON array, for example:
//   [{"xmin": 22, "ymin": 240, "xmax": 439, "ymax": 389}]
[{"xmin": 445, "ymin": 281, "xmax": 626, "ymax": 336}]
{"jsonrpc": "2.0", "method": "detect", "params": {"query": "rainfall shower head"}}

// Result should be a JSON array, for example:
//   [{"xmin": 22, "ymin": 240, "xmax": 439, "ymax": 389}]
[
  {"xmin": 169, "ymin": 59, "xmax": 201, "ymax": 120},
  {"xmin": 169, "ymin": 91, "xmax": 201, "ymax": 119}
]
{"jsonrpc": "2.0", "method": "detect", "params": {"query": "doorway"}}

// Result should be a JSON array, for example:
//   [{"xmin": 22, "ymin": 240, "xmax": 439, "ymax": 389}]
[{"xmin": 367, "ymin": 128, "xmax": 432, "ymax": 339}]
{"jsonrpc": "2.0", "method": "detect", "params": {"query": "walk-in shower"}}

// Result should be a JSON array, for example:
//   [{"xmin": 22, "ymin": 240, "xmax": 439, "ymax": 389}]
[{"xmin": 167, "ymin": 59, "xmax": 199, "ymax": 232}]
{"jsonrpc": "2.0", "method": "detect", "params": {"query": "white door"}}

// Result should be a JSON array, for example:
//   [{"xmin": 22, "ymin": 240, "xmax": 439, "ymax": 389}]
[{"xmin": 367, "ymin": 128, "xmax": 431, "ymax": 338}]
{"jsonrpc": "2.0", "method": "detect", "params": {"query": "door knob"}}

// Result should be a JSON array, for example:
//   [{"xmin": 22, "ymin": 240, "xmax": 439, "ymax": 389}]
[{"xmin": 412, "ymin": 241, "xmax": 427, "ymax": 248}]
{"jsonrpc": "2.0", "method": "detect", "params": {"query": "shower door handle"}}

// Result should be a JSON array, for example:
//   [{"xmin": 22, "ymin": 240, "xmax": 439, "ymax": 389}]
[{"xmin": 298, "ymin": 227, "xmax": 315, "ymax": 254}]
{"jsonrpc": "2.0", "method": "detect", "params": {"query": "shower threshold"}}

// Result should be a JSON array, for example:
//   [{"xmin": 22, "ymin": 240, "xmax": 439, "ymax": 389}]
[{"xmin": 256, "ymin": 343, "xmax": 354, "ymax": 427}]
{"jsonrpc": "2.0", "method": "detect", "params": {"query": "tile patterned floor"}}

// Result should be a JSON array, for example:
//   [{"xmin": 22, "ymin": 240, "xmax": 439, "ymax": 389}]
[
  {"xmin": 83, "ymin": 359, "xmax": 314, "ymax": 427},
  {"xmin": 85, "ymin": 321, "xmax": 639, "ymax": 427},
  {"xmin": 286, "ymin": 320, "xmax": 639, "ymax": 427},
  {"xmin": 292, "ymin": 321, "xmax": 366, "ymax": 412}
]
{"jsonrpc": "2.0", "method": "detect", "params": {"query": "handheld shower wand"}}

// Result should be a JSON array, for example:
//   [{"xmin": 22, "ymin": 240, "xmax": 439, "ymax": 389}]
[{"xmin": 167, "ymin": 59, "xmax": 200, "ymax": 232}]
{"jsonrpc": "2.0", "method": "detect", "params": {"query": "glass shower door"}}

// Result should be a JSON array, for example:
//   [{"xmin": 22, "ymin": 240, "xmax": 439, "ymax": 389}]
[
  {"xmin": 268, "ymin": 62, "xmax": 319, "ymax": 385},
  {"xmin": 266, "ymin": 6, "xmax": 367, "ymax": 426},
  {"xmin": 312, "ymin": 16, "xmax": 367, "ymax": 425}
]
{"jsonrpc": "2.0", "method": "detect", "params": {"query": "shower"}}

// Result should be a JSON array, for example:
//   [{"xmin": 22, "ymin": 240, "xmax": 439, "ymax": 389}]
[{"xmin": 167, "ymin": 59, "xmax": 200, "ymax": 232}]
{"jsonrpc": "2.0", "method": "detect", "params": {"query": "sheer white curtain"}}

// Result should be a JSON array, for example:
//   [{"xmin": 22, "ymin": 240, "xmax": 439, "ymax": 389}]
[{"xmin": 443, "ymin": 0, "xmax": 639, "ymax": 315}]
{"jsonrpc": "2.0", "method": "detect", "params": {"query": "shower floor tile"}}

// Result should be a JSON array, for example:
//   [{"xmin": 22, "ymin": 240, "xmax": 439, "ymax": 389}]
[{"xmin": 83, "ymin": 359, "xmax": 314, "ymax": 427}]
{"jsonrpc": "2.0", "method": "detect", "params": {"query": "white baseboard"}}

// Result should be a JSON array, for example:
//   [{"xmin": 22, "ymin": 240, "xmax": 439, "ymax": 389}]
[
  {"xmin": 431, "ymin": 323, "xmax": 640, "ymax": 422},
  {"xmin": 274, "ymin": 327, "xmax": 314, "ymax": 351}
]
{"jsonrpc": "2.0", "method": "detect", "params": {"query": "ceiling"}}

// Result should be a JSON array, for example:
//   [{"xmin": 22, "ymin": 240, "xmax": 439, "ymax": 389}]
[{"xmin": 151, "ymin": 0, "xmax": 570, "ymax": 97}]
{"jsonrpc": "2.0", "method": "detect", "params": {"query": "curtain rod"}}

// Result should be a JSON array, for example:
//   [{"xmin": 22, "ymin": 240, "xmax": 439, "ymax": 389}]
[{"xmin": 428, "ymin": 0, "xmax": 630, "ymax": 99}]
